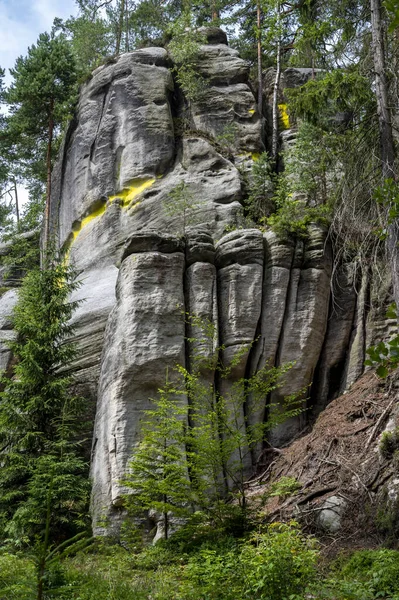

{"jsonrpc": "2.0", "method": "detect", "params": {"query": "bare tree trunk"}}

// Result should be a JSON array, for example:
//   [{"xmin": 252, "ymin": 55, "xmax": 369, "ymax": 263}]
[
  {"xmin": 272, "ymin": 34, "xmax": 281, "ymax": 161},
  {"xmin": 44, "ymin": 100, "xmax": 54, "ymax": 251},
  {"xmin": 211, "ymin": 0, "xmax": 219, "ymax": 21},
  {"xmin": 115, "ymin": 0, "xmax": 125, "ymax": 55},
  {"xmin": 125, "ymin": 0, "xmax": 129, "ymax": 52},
  {"xmin": 371, "ymin": 0, "xmax": 395, "ymax": 179},
  {"xmin": 257, "ymin": 0, "xmax": 263, "ymax": 115},
  {"xmin": 370, "ymin": 0, "xmax": 399, "ymax": 306},
  {"xmin": 13, "ymin": 179, "xmax": 19, "ymax": 227}
]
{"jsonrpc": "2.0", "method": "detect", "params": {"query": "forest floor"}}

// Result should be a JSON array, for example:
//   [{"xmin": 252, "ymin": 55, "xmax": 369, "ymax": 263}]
[{"xmin": 247, "ymin": 369, "xmax": 399, "ymax": 556}]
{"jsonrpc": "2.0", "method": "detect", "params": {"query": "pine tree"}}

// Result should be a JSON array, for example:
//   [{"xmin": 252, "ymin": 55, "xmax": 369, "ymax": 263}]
[
  {"xmin": 5, "ymin": 33, "xmax": 78, "ymax": 248},
  {"xmin": 0, "ymin": 256, "xmax": 90, "ymax": 546}
]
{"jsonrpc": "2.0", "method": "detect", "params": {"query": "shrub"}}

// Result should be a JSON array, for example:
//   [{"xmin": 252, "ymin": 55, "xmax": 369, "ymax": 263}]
[
  {"xmin": 0, "ymin": 553, "xmax": 35, "ymax": 600},
  {"xmin": 180, "ymin": 522, "xmax": 319, "ymax": 600},
  {"xmin": 322, "ymin": 549, "xmax": 399, "ymax": 599}
]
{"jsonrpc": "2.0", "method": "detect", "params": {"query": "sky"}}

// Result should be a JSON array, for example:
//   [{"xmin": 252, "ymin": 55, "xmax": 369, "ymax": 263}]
[
  {"xmin": 0, "ymin": 0, "xmax": 78, "ymax": 84},
  {"xmin": 0, "ymin": 0, "xmax": 78, "ymax": 208}
]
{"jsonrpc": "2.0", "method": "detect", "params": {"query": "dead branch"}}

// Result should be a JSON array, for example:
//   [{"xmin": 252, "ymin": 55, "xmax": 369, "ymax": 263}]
[{"xmin": 364, "ymin": 397, "xmax": 396, "ymax": 452}]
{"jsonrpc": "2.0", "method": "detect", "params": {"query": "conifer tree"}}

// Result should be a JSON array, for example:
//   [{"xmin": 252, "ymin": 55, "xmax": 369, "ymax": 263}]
[
  {"xmin": 5, "ymin": 33, "xmax": 78, "ymax": 248},
  {"xmin": 0, "ymin": 256, "xmax": 90, "ymax": 546},
  {"xmin": 123, "ymin": 376, "xmax": 192, "ymax": 540}
]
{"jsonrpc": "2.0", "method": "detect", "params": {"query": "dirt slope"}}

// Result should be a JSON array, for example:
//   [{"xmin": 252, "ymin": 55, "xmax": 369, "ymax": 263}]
[{"xmin": 248, "ymin": 371, "xmax": 399, "ymax": 551}]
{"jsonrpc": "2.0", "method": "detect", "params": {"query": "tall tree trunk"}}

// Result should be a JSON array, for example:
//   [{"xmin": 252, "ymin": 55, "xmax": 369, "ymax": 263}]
[
  {"xmin": 13, "ymin": 179, "xmax": 19, "ymax": 227},
  {"xmin": 371, "ymin": 0, "xmax": 395, "ymax": 179},
  {"xmin": 44, "ymin": 100, "xmax": 54, "ymax": 251},
  {"xmin": 125, "ymin": 0, "xmax": 129, "ymax": 52},
  {"xmin": 211, "ymin": 0, "xmax": 219, "ymax": 21},
  {"xmin": 370, "ymin": 0, "xmax": 399, "ymax": 307},
  {"xmin": 115, "ymin": 0, "xmax": 125, "ymax": 55},
  {"xmin": 257, "ymin": 0, "xmax": 263, "ymax": 115},
  {"xmin": 272, "ymin": 34, "xmax": 281, "ymax": 161}
]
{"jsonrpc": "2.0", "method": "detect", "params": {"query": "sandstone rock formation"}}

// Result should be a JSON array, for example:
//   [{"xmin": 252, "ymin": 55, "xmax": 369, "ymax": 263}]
[{"xmin": 0, "ymin": 33, "xmax": 388, "ymax": 535}]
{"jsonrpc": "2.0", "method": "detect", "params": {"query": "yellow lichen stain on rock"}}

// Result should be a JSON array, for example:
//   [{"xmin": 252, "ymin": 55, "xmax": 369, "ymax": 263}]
[
  {"xmin": 109, "ymin": 178, "xmax": 156, "ymax": 208},
  {"xmin": 248, "ymin": 109, "xmax": 255, "ymax": 115},
  {"xmin": 278, "ymin": 103, "xmax": 290, "ymax": 129},
  {"xmin": 64, "ymin": 178, "xmax": 156, "ymax": 260},
  {"xmin": 251, "ymin": 152, "xmax": 261, "ymax": 161},
  {"xmin": 71, "ymin": 203, "xmax": 107, "ymax": 242}
]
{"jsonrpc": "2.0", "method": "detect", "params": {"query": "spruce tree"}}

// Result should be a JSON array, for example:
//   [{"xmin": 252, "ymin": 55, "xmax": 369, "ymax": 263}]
[
  {"xmin": 0, "ymin": 256, "xmax": 90, "ymax": 546},
  {"xmin": 124, "ymin": 376, "xmax": 192, "ymax": 540}
]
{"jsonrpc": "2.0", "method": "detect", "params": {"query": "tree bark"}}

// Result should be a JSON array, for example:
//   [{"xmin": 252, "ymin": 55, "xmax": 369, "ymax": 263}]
[
  {"xmin": 13, "ymin": 179, "xmax": 19, "ymax": 227},
  {"xmin": 44, "ymin": 99, "xmax": 54, "ymax": 251},
  {"xmin": 257, "ymin": 0, "xmax": 263, "ymax": 115},
  {"xmin": 370, "ymin": 0, "xmax": 399, "ymax": 306},
  {"xmin": 370, "ymin": 0, "xmax": 395, "ymax": 179},
  {"xmin": 211, "ymin": 0, "xmax": 219, "ymax": 21},
  {"xmin": 125, "ymin": 0, "xmax": 129, "ymax": 52},
  {"xmin": 115, "ymin": 0, "xmax": 125, "ymax": 55},
  {"xmin": 272, "ymin": 31, "xmax": 281, "ymax": 161}
]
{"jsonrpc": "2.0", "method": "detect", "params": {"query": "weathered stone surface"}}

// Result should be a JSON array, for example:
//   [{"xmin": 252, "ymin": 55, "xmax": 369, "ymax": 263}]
[
  {"xmin": 53, "ymin": 49, "xmax": 175, "ymax": 249},
  {"xmin": 312, "ymin": 264, "xmax": 357, "ymax": 412},
  {"xmin": 42, "ymin": 31, "xmax": 396, "ymax": 536},
  {"xmin": 318, "ymin": 495, "xmax": 347, "ymax": 533},
  {"xmin": 185, "ymin": 226, "xmax": 215, "ymax": 266},
  {"xmin": 216, "ymin": 230, "xmax": 264, "ymax": 478},
  {"xmin": 185, "ymin": 261, "xmax": 218, "ymax": 375},
  {"xmin": 342, "ymin": 268, "xmax": 369, "ymax": 390},
  {"xmin": 122, "ymin": 230, "xmax": 185, "ymax": 260},
  {"xmin": 49, "ymin": 35, "xmax": 259, "ymax": 433},
  {"xmin": 0, "ymin": 290, "xmax": 18, "ymax": 376},
  {"xmin": 269, "ymin": 226, "xmax": 332, "ymax": 446},
  {"xmin": 91, "ymin": 234, "xmax": 186, "ymax": 533},
  {"xmin": 199, "ymin": 27, "xmax": 228, "ymax": 46}
]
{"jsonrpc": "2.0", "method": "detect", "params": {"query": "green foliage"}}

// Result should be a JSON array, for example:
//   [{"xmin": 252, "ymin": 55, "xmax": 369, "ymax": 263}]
[
  {"xmin": 168, "ymin": 14, "xmax": 207, "ymax": 102},
  {"xmin": 374, "ymin": 178, "xmax": 399, "ymax": 240},
  {"xmin": 53, "ymin": 12, "xmax": 113, "ymax": 79},
  {"xmin": 379, "ymin": 427, "xmax": 399, "ymax": 458},
  {"xmin": 268, "ymin": 476, "xmax": 302, "ymax": 499},
  {"xmin": 287, "ymin": 70, "xmax": 375, "ymax": 128},
  {"xmin": 4, "ymin": 31, "xmax": 78, "ymax": 192},
  {"xmin": 215, "ymin": 122, "xmax": 239, "ymax": 154},
  {"xmin": 124, "ymin": 315, "xmax": 304, "ymax": 542},
  {"xmin": 365, "ymin": 304, "xmax": 399, "ymax": 377},
  {"xmin": 245, "ymin": 152, "xmax": 275, "ymax": 222},
  {"xmin": 0, "ymin": 256, "xmax": 90, "ymax": 546},
  {"xmin": 163, "ymin": 182, "xmax": 201, "ymax": 235},
  {"xmin": 265, "ymin": 122, "xmax": 334, "ymax": 237},
  {"xmin": 322, "ymin": 549, "xmax": 399, "ymax": 599},
  {"xmin": 0, "ymin": 552, "xmax": 35, "ymax": 599},
  {"xmin": 180, "ymin": 522, "xmax": 319, "ymax": 600},
  {"xmin": 267, "ymin": 197, "xmax": 331, "ymax": 237},
  {"xmin": 123, "ymin": 375, "xmax": 193, "ymax": 540}
]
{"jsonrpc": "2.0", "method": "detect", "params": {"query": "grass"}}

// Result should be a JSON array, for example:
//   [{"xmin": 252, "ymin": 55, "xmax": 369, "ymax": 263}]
[{"xmin": 2, "ymin": 527, "xmax": 399, "ymax": 600}]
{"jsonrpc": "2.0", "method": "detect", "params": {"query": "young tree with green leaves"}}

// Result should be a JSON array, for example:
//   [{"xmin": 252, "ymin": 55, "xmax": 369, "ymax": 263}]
[
  {"xmin": 0, "ymin": 256, "xmax": 90, "ymax": 547},
  {"xmin": 163, "ymin": 182, "xmax": 201, "ymax": 235},
  {"xmin": 5, "ymin": 33, "xmax": 78, "ymax": 248},
  {"xmin": 123, "ymin": 376, "xmax": 192, "ymax": 540},
  {"xmin": 124, "ymin": 317, "xmax": 303, "ymax": 538}
]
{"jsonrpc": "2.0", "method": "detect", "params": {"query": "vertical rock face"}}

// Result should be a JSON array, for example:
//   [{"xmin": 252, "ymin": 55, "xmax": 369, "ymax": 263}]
[
  {"xmin": 41, "ymin": 32, "xmax": 392, "ymax": 535},
  {"xmin": 269, "ymin": 227, "xmax": 332, "ymax": 445},
  {"xmin": 91, "ymin": 233, "xmax": 186, "ymax": 533}
]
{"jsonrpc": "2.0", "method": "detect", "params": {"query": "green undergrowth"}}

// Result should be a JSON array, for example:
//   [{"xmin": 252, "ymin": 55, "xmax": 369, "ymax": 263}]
[{"xmin": 2, "ymin": 523, "xmax": 399, "ymax": 599}]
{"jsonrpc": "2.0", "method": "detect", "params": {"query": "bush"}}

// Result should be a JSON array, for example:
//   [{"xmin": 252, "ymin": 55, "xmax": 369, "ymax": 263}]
[
  {"xmin": 0, "ymin": 553, "xmax": 35, "ymax": 600},
  {"xmin": 320, "ymin": 549, "xmax": 399, "ymax": 600},
  {"xmin": 180, "ymin": 522, "xmax": 319, "ymax": 600}
]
